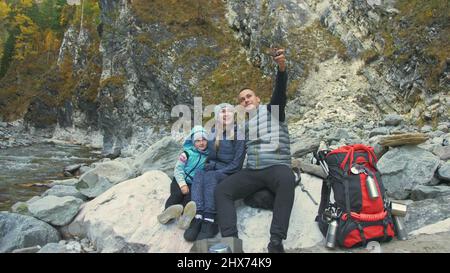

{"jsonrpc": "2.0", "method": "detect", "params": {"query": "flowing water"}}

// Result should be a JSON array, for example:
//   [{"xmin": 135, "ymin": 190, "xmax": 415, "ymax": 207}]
[{"xmin": 0, "ymin": 142, "xmax": 101, "ymax": 211}]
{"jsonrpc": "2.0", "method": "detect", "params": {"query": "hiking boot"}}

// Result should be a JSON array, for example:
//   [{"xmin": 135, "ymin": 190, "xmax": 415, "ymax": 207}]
[
  {"xmin": 157, "ymin": 204, "xmax": 183, "ymax": 224},
  {"xmin": 184, "ymin": 218, "xmax": 203, "ymax": 242},
  {"xmin": 196, "ymin": 221, "xmax": 219, "ymax": 240},
  {"xmin": 267, "ymin": 239, "xmax": 285, "ymax": 253},
  {"xmin": 177, "ymin": 201, "xmax": 197, "ymax": 230}
]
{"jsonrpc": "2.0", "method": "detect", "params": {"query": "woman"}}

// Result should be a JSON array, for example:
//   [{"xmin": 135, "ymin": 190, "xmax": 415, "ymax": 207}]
[{"xmin": 184, "ymin": 103, "xmax": 246, "ymax": 242}]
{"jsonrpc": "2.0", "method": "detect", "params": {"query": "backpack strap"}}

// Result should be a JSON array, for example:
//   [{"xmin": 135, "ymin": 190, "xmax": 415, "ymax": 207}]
[
  {"xmin": 317, "ymin": 178, "xmax": 332, "ymax": 217},
  {"xmin": 357, "ymin": 222, "xmax": 367, "ymax": 247}
]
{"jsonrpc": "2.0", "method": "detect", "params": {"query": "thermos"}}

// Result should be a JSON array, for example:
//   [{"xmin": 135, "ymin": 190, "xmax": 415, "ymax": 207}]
[
  {"xmin": 366, "ymin": 174, "xmax": 379, "ymax": 199},
  {"xmin": 391, "ymin": 202, "xmax": 407, "ymax": 217},
  {"xmin": 208, "ymin": 243, "xmax": 232, "ymax": 253},
  {"xmin": 325, "ymin": 220, "xmax": 338, "ymax": 249},
  {"xmin": 393, "ymin": 216, "xmax": 408, "ymax": 241}
]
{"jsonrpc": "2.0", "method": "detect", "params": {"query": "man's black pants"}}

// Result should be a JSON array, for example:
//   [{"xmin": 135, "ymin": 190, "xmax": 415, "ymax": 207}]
[{"xmin": 215, "ymin": 165, "xmax": 295, "ymax": 241}]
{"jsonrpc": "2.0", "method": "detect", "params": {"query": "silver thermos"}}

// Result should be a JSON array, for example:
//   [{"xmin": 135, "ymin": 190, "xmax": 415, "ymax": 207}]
[
  {"xmin": 393, "ymin": 216, "xmax": 408, "ymax": 241},
  {"xmin": 366, "ymin": 174, "xmax": 380, "ymax": 199},
  {"xmin": 208, "ymin": 243, "xmax": 232, "ymax": 253},
  {"xmin": 325, "ymin": 220, "xmax": 338, "ymax": 249}
]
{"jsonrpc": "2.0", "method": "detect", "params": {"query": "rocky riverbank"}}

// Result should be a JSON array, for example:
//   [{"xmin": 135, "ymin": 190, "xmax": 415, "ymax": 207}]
[{"xmin": 1, "ymin": 112, "xmax": 449, "ymax": 252}]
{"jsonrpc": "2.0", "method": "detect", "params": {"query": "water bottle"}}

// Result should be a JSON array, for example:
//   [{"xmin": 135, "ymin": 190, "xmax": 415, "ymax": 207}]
[
  {"xmin": 208, "ymin": 243, "xmax": 232, "ymax": 253},
  {"xmin": 366, "ymin": 174, "xmax": 379, "ymax": 199},
  {"xmin": 325, "ymin": 220, "xmax": 338, "ymax": 249}
]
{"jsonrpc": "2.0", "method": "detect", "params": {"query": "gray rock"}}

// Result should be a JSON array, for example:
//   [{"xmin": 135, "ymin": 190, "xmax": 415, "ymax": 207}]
[
  {"xmin": 26, "ymin": 196, "xmax": 41, "ymax": 204},
  {"xmin": 410, "ymin": 185, "xmax": 450, "ymax": 200},
  {"xmin": 28, "ymin": 196, "xmax": 83, "ymax": 226},
  {"xmin": 76, "ymin": 174, "xmax": 113, "ymax": 198},
  {"xmin": 437, "ymin": 163, "xmax": 450, "ymax": 182},
  {"xmin": 437, "ymin": 124, "xmax": 449, "ymax": 133},
  {"xmin": 327, "ymin": 128, "xmax": 352, "ymax": 142},
  {"xmin": 432, "ymin": 146, "xmax": 450, "ymax": 160},
  {"xmin": 421, "ymin": 125, "xmax": 433, "ymax": 133},
  {"xmin": 430, "ymin": 131, "xmax": 445, "ymax": 138},
  {"xmin": 38, "ymin": 241, "xmax": 82, "ymax": 253},
  {"xmin": 43, "ymin": 185, "xmax": 87, "ymax": 201},
  {"xmin": 75, "ymin": 160, "xmax": 134, "ymax": 199},
  {"xmin": 133, "ymin": 136, "xmax": 182, "ymax": 177},
  {"xmin": 65, "ymin": 241, "xmax": 82, "ymax": 253},
  {"xmin": 10, "ymin": 202, "xmax": 31, "ymax": 216},
  {"xmin": 431, "ymin": 136, "xmax": 444, "ymax": 145},
  {"xmin": 38, "ymin": 243, "xmax": 67, "ymax": 253},
  {"xmin": 428, "ymin": 176, "xmax": 442, "ymax": 186},
  {"xmin": 404, "ymin": 195, "xmax": 450, "ymax": 233},
  {"xmin": 378, "ymin": 146, "xmax": 441, "ymax": 199},
  {"xmin": 0, "ymin": 212, "xmax": 60, "ymax": 253},
  {"xmin": 384, "ymin": 114, "xmax": 403, "ymax": 126},
  {"xmin": 79, "ymin": 166, "xmax": 93, "ymax": 175},
  {"xmin": 369, "ymin": 127, "xmax": 389, "ymax": 138},
  {"xmin": 11, "ymin": 246, "xmax": 41, "ymax": 253},
  {"xmin": 50, "ymin": 178, "xmax": 79, "ymax": 187},
  {"xmin": 64, "ymin": 164, "xmax": 82, "ymax": 174},
  {"xmin": 291, "ymin": 140, "xmax": 320, "ymax": 158}
]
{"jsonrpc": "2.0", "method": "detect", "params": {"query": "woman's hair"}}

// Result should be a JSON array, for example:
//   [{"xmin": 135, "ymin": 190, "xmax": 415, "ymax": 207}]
[{"xmin": 214, "ymin": 116, "xmax": 235, "ymax": 152}]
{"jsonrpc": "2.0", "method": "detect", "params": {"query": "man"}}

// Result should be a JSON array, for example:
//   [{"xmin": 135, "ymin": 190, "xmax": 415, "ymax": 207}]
[{"xmin": 215, "ymin": 48, "xmax": 295, "ymax": 253}]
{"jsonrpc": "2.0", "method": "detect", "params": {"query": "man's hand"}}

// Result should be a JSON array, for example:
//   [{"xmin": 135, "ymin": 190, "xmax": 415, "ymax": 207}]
[
  {"xmin": 180, "ymin": 185, "xmax": 189, "ymax": 195},
  {"xmin": 273, "ymin": 48, "xmax": 286, "ymax": 72}
]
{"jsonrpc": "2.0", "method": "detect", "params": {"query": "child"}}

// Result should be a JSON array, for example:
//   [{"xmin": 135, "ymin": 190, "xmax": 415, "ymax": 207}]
[{"xmin": 157, "ymin": 126, "xmax": 209, "ymax": 229}]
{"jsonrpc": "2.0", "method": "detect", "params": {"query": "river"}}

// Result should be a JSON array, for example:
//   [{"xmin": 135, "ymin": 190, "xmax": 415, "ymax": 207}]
[{"xmin": 0, "ymin": 142, "xmax": 101, "ymax": 211}]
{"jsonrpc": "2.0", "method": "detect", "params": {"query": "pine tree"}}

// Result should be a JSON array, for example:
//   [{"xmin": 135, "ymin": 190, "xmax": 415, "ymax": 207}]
[{"xmin": 0, "ymin": 31, "xmax": 16, "ymax": 78}]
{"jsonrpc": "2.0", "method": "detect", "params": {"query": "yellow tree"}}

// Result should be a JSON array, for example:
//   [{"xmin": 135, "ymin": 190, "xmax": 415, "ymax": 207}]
[
  {"xmin": 13, "ymin": 13, "xmax": 39, "ymax": 60},
  {"xmin": 44, "ymin": 30, "xmax": 60, "ymax": 64},
  {"xmin": 0, "ymin": 1, "xmax": 11, "ymax": 20}
]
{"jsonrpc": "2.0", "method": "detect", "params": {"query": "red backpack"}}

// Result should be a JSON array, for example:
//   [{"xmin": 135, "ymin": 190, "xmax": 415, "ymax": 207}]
[{"xmin": 315, "ymin": 144, "xmax": 395, "ymax": 248}]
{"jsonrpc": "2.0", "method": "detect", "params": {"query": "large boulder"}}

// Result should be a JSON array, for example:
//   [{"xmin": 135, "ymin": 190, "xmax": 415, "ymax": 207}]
[
  {"xmin": 291, "ymin": 139, "xmax": 320, "ymax": 158},
  {"xmin": 0, "ymin": 212, "xmax": 60, "ymax": 253},
  {"xmin": 410, "ymin": 185, "xmax": 450, "ymax": 201},
  {"xmin": 67, "ymin": 170, "xmax": 190, "ymax": 253},
  {"xmin": 67, "ymin": 171, "xmax": 324, "ymax": 253},
  {"xmin": 378, "ymin": 146, "xmax": 441, "ymax": 199},
  {"xmin": 28, "ymin": 196, "xmax": 83, "ymax": 226},
  {"xmin": 404, "ymin": 195, "xmax": 450, "ymax": 234},
  {"xmin": 75, "ymin": 161, "xmax": 134, "ymax": 198},
  {"xmin": 236, "ymin": 173, "xmax": 324, "ymax": 252},
  {"xmin": 133, "ymin": 136, "xmax": 182, "ymax": 177}
]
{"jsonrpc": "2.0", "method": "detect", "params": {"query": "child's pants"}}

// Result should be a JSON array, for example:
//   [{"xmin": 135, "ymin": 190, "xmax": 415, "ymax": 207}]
[
  {"xmin": 191, "ymin": 170, "xmax": 228, "ymax": 219},
  {"xmin": 165, "ymin": 178, "xmax": 192, "ymax": 209}
]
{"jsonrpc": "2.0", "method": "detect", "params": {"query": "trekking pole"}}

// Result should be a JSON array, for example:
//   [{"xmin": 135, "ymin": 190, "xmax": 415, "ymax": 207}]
[
  {"xmin": 313, "ymin": 150, "xmax": 329, "ymax": 177},
  {"xmin": 298, "ymin": 180, "xmax": 318, "ymax": 206},
  {"xmin": 294, "ymin": 166, "xmax": 319, "ymax": 205}
]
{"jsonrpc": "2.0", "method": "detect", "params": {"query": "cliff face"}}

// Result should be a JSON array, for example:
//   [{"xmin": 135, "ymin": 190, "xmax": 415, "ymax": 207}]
[
  {"xmin": 225, "ymin": 0, "xmax": 449, "ymax": 122},
  {"xmin": 18, "ymin": 0, "xmax": 449, "ymax": 153}
]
